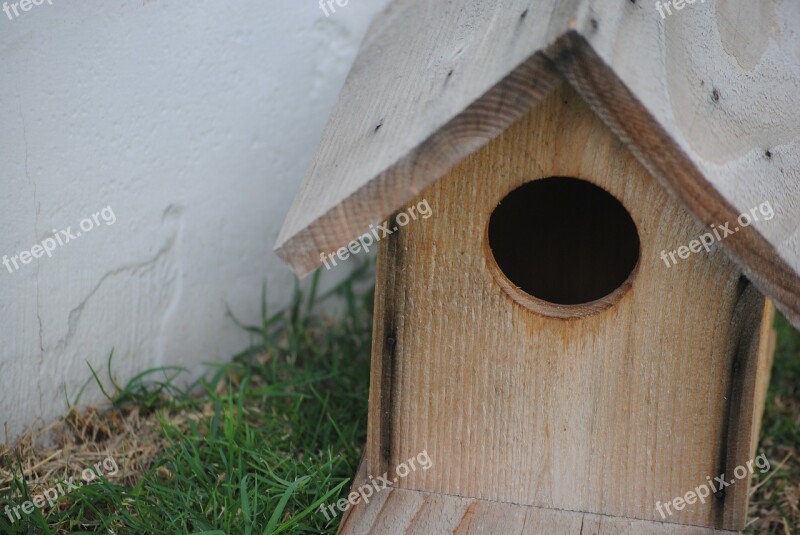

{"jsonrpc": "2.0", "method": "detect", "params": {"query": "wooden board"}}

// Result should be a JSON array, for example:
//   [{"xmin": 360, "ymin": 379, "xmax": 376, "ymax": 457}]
[
  {"xmin": 714, "ymin": 286, "xmax": 774, "ymax": 527},
  {"xmin": 274, "ymin": 1, "xmax": 576, "ymax": 274},
  {"xmin": 365, "ymin": 84, "xmax": 770, "ymax": 531},
  {"xmin": 337, "ymin": 461, "xmax": 738, "ymax": 535},
  {"xmin": 273, "ymin": 0, "xmax": 800, "ymax": 331},
  {"xmin": 548, "ymin": 0, "xmax": 800, "ymax": 330},
  {"xmin": 750, "ymin": 301, "xmax": 776, "ymax": 459}
]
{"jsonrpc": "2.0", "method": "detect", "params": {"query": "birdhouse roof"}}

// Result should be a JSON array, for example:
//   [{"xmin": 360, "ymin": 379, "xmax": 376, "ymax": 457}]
[{"xmin": 275, "ymin": 0, "xmax": 800, "ymax": 328}]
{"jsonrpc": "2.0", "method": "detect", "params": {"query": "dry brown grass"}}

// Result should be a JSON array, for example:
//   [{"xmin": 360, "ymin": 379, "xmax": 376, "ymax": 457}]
[{"xmin": 2, "ymin": 404, "xmax": 183, "ymax": 503}]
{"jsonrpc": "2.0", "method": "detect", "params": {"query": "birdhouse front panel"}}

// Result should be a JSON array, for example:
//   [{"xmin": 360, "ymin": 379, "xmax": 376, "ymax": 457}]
[{"xmin": 365, "ymin": 83, "xmax": 774, "ymax": 530}]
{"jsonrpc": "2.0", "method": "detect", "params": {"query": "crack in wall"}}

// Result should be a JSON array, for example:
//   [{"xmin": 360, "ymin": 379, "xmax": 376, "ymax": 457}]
[
  {"xmin": 54, "ymin": 226, "xmax": 181, "ymax": 355},
  {"xmin": 153, "ymin": 204, "xmax": 185, "ymax": 368},
  {"xmin": 17, "ymin": 82, "xmax": 45, "ymax": 414}
]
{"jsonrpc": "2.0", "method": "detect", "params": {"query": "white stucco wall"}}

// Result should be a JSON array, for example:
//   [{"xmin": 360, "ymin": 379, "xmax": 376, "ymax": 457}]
[{"xmin": 0, "ymin": 0, "xmax": 389, "ymax": 439}]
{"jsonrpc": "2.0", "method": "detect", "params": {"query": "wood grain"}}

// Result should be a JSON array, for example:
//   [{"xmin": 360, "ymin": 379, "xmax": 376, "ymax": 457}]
[
  {"xmin": 274, "ymin": 0, "xmax": 576, "ymax": 274},
  {"xmin": 715, "ymin": 289, "xmax": 776, "ymax": 528},
  {"xmin": 274, "ymin": 0, "xmax": 800, "ymax": 330},
  {"xmin": 562, "ymin": 0, "xmax": 800, "ymax": 330},
  {"xmin": 547, "ymin": 22, "xmax": 800, "ymax": 331},
  {"xmin": 365, "ymin": 83, "xmax": 770, "ymax": 531},
  {"xmin": 750, "ymin": 302, "xmax": 776, "ymax": 459},
  {"xmin": 338, "ymin": 461, "xmax": 738, "ymax": 534}
]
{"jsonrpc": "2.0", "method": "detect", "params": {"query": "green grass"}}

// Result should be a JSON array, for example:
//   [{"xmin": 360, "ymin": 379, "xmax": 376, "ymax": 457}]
[
  {"xmin": 0, "ymin": 262, "xmax": 374, "ymax": 535},
  {"xmin": 746, "ymin": 313, "xmax": 800, "ymax": 533},
  {"xmin": 0, "ymin": 261, "xmax": 797, "ymax": 534}
]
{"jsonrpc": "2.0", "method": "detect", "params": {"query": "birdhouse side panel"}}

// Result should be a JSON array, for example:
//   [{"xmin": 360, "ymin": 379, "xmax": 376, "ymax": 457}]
[{"xmin": 365, "ymin": 84, "xmax": 771, "ymax": 530}]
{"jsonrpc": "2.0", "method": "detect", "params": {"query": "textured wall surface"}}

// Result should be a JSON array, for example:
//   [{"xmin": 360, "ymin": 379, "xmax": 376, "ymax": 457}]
[{"xmin": 0, "ymin": 0, "xmax": 389, "ymax": 439}]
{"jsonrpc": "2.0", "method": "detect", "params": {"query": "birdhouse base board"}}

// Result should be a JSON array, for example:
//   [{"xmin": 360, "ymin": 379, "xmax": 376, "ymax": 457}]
[{"xmin": 336, "ymin": 461, "xmax": 738, "ymax": 535}]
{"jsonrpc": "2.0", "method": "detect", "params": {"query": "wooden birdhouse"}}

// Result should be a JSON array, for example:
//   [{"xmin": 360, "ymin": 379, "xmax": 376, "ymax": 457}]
[{"xmin": 275, "ymin": 1, "xmax": 800, "ymax": 533}]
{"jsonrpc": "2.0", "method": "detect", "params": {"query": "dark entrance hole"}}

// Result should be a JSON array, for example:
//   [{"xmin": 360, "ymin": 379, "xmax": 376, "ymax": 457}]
[{"xmin": 487, "ymin": 177, "xmax": 640, "ymax": 306}]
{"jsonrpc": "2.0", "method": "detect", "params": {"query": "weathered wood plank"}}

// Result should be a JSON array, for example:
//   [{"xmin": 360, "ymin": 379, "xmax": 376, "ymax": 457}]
[
  {"xmin": 751, "ymin": 301, "xmax": 776, "ymax": 458},
  {"xmin": 274, "ymin": 0, "xmax": 800, "ymax": 330},
  {"xmin": 338, "ymin": 462, "xmax": 739, "ymax": 534},
  {"xmin": 365, "ymin": 83, "xmax": 767, "ymax": 530},
  {"xmin": 548, "ymin": 0, "xmax": 800, "ymax": 328},
  {"xmin": 713, "ymin": 283, "xmax": 768, "ymax": 527},
  {"xmin": 274, "ymin": 0, "xmax": 575, "ymax": 274}
]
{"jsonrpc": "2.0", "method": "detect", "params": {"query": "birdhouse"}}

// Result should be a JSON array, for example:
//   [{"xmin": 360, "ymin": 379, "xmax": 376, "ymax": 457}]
[{"xmin": 274, "ymin": 1, "xmax": 800, "ymax": 533}]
